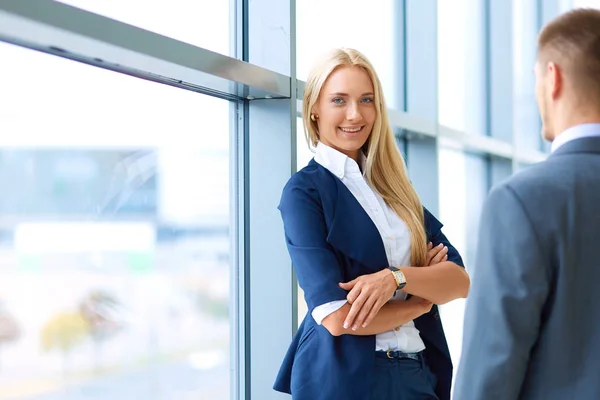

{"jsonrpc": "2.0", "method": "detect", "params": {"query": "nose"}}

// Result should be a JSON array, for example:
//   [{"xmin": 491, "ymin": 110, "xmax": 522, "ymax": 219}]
[{"xmin": 346, "ymin": 101, "xmax": 363, "ymax": 122}]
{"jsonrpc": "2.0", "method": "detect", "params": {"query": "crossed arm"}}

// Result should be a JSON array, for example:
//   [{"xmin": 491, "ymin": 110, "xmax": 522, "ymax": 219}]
[
  {"xmin": 279, "ymin": 177, "xmax": 469, "ymax": 338},
  {"xmin": 324, "ymin": 242, "xmax": 470, "ymax": 334}
]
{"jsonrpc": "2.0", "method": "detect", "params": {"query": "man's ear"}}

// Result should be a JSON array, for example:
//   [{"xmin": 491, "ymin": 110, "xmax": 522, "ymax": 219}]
[{"xmin": 548, "ymin": 62, "xmax": 562, "ymax": 100}]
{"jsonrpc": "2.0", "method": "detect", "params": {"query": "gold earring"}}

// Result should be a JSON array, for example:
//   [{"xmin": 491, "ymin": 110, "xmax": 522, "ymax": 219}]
[{"xmin": 310, "ymin": 113, "xmax": 318, "ymax": 122}]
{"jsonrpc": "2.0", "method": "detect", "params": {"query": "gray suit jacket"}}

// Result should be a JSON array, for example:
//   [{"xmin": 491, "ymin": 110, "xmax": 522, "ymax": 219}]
[{"xmin": 454, "ymin": 136, "xmax": 600, "ymax": 400}]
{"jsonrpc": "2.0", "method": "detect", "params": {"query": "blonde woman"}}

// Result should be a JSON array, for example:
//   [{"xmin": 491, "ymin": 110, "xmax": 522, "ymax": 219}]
[{"xmin": 273, "ymin": 48, "xmax": 469, "ymax": 400}]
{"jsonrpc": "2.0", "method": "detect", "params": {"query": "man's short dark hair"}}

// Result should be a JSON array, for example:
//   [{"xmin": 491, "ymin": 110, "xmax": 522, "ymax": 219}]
[{"xmin": 538, "ymin": 8, "xmax": 600, "ymax": 104}]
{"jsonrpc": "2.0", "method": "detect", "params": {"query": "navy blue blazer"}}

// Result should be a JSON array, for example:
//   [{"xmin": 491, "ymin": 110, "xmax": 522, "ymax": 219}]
[{"xmin": 273, "ymin": 159, "xmax": 464, "ymax": 400}]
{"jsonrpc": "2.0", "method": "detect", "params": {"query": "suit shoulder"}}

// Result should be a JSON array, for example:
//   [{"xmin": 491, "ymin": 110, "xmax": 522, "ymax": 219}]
[
  {"xmin": 282, "ymin": 163, "xmax": 320, "ymax": 191},
  {"xmin": 280, "ymin": 163, "xmax": 324, "ymax": 205},
  {"xmin": 494, "ymin": 160, "xmax": 560, "ymax": 198},
  {"xmin": 489, "ymin": 160, "xmax": 576, "ymax": 220}
]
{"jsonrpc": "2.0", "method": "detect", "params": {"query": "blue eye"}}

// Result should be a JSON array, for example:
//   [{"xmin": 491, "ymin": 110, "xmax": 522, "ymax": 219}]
[
  {"xmin": 362, "ymin": 97, "xmax": 374, "ymax": 103},
  {"xmin": 332, "ymin": 98, "xmax": 344, "ymax": 104}
]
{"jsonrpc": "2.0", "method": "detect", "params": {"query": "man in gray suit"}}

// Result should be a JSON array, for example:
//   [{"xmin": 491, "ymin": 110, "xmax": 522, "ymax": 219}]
[{"xmin": 454, "ymin": 8, "xmax": 600, "ymax": 400}]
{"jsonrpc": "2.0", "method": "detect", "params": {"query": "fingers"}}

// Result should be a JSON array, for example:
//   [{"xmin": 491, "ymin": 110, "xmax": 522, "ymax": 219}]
[
  {"xmin": 345, "ymin": 284, "xmax": 361, "ymax": 304},
  {"xmin": 430, "ymin": 245, "xmax": 448, "ymax": 264},
  {"xmin": 352, "ymin": 296, "xmax": 377, "ymax": 330},
  {"xmin": 343, "ymin": 291, "xmax": 366, "ymax": 329},
  {"xmin": 425, "ymin": 242, "xmax": 441, "ymax": 258},
  {"xmin": 427, "ymin": 243, "xmax": 448, "ymax": 265},
  {"xmin": 425, "ymin": 242, "xmax": 434, "ymax": 264},
  {"xmin": 362, "ymin": 297, "xmax": 386, "ymax": 328},
  {"xmin": 338, "ymin": 278, "xmax": 357, "ymax": 291}
]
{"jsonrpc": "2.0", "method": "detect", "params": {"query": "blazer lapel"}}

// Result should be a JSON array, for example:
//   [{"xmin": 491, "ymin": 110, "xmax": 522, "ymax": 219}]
[{"xmin": 325, "ymin": 177, "xmax": 388, "ymax": 271}]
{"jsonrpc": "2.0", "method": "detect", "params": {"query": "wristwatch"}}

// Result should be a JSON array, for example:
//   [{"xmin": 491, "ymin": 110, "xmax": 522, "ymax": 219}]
[{"xmin": 387, "ymin": 266, "xmax": 407, "ymax": 290}]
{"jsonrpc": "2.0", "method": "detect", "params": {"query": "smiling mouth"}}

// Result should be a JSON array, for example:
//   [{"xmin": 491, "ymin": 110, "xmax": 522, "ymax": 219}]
[{"xmin": 338, "ymin": 126, "xmax": 364, "ymax": 135}]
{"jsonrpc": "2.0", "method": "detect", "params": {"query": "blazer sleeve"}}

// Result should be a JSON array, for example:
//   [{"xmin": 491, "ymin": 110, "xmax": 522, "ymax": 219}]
[
  {"xmin": 423, "ymin": 207, "xmax": 464, "ymax": 267},
  {"xmin": 278, "ymin": 175, "xmax": 348, "ymax": 313},
  {"xmin": 453, "ymin": 184, "xmax": 550, "ymax": 400}
]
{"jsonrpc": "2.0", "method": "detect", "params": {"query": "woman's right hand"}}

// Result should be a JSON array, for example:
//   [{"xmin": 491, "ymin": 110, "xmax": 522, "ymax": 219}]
[
  {"xmin": 426, "ymin": 242, "xmax": 448, "ymax": 266},
  {"xmin": 338, "ymin": 269, "xmax": 398, "ymax": 330}
]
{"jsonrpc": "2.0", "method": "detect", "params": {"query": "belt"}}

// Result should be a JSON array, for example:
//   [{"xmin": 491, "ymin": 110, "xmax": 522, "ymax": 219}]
[{"xmin": 375, "ymin": 350, "xmax": 422, "ymax": 361}]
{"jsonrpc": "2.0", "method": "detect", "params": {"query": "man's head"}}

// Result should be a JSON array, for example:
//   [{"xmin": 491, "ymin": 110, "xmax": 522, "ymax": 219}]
[{"xmin": 535, "ymin": 8, "xmax": 600, "ymax": 141}]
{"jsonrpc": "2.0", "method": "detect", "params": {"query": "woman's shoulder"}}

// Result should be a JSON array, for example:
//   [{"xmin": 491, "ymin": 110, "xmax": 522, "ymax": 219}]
[
  {"xmin": 282, "ymin": 160, "xmax": 333, "ymax": 193},
  {"xmin": 279, "ymin": 161, "xmax": 336, "ymax": 208}
]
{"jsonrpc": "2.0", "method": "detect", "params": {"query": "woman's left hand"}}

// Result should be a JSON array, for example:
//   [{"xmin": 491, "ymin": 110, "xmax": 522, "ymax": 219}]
[
  {"xmin": 426, "ymin": 241, "xmax": 448, "ymax": 266},
  {"xmin": 338, "ymin": 269, "xmax": 397, "ymax": 330}
]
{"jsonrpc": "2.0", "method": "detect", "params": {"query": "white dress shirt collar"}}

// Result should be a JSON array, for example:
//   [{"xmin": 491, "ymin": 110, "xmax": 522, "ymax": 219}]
[
  {"xmin": 314, "ymin": 142, "xmax": 366, "ymax": 180},
  {"xmin": 551, "ymin": 123, "xmax": 600, "ymax": 153}
]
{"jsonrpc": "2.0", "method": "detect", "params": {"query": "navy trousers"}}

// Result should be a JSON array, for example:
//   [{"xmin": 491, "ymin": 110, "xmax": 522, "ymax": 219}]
[{"xmin": 370, "ymin": 352, "xmax": 439, "ymax": 400}]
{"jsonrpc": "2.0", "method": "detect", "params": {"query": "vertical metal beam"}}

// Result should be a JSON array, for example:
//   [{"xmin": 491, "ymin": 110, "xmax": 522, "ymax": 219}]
[
  {"xmin": 393, "ymin": 0, "xmax": 407, "ymax": 112},
  {"xmin": 232, "ymin": 1, "xmax": 249, "ymax": 398},
  {"xmin": 242, "ymin": 0, "xmax": 295, "ymax": 399}
]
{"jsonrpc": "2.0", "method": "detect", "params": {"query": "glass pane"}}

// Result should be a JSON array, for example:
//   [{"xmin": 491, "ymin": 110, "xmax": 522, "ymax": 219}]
[
  {"xmin": 56, "ymin": 0, "xmax": 231, "ymax": 56},
  {"xmin": 574, "ymin": 0, "xmax": 600, "ymax": 8},
  {"xmin": 438, "ymin": 0, "xmax": 487, "ymax": 134},
  {"xmin": 513, "ymin": 0, "xmax": 542, "ymax": 151},
  {"xmin": 438, "ymin": 0, "xmax": 467, "ymax": 131},
  {"xmin": 0, "ymin": 42, "xmax": 231, "ymax": 400},
  {"xmin": 296, "ymin": 0, "xmax": 399, "ymax": 106},
  {"xmin": 438, "ymin": 147, "xmax": 488, "ymax": 371}
]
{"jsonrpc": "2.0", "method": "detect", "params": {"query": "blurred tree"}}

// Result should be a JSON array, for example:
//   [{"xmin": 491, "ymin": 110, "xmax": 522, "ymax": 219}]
[
  {"xmin": 40, "ymin": 312, "xmax": 89, "ymax": 375},
  {"xmin": 0, "ymin": 303, "xmax": 20, "ymax": 371},
  {"xmin": 78, "ymin": 290, "xmax": 124, "ymax": 372}
]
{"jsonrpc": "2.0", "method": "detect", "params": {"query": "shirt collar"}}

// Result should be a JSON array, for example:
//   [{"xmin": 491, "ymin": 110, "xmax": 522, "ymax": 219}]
[
  {"xmin": 551, "ymin": 123, "xmax": 600, "ymax": 153},
  {"xmin": 314, "ymin": 142, "xmax": 366, "ymax": 180}
]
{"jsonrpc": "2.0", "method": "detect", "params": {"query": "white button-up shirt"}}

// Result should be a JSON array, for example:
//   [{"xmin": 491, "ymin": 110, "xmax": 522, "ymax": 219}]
[
  {"xmin": 311, "ymin": 142, "xmax": 426, "ymax": 353},
  {"xmin": 551, "ymin": 123, "xmax": 600, "ymax": 153}
]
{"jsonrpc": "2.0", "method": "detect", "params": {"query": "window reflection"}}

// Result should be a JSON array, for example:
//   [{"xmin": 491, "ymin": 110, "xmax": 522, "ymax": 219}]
[
  {"xmin": 56, "ymin": 0, "xmax": 231, "ymax": 55},
  {"xmin": 0, "ymin": 42, "xmax": 231, "ymax": 400}
]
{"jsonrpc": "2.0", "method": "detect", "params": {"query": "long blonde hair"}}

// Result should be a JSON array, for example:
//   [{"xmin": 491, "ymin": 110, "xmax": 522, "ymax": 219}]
[{"xmin": 303, "ymin": 48, "xmax": 427, "ymax": 266}]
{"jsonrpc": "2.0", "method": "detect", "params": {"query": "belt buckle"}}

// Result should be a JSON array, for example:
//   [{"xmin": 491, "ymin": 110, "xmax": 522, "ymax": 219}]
[{"xmin": 386, "ymin": 350, "xmax": 394, "ymax": 359}]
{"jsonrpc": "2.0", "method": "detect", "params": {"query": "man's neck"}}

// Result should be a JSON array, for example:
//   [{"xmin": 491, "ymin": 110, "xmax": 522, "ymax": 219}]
[{"xmin": 552, "ymin": 110, "xmax": 600, "ymax": 140}]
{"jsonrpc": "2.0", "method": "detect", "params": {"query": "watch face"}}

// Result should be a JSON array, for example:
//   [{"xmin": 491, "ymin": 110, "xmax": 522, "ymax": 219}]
[{"xmin": 395, "ymin": 271, "xmax": 406, "ymax": 284}]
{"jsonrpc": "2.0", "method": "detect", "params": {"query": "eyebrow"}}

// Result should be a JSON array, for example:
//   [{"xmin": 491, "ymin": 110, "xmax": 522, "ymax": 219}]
[{"xmin": 328, "ymin": 92, "xmax": 375, "ymax": 97}]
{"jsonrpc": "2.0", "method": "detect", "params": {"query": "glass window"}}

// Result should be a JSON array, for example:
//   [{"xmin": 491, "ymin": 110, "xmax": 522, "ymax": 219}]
[
  {"xmin": 56, "ymin": 0, "xmax": 231, "ymax": 56},
  {"xmin": 438, "ymin": 0, "xmax": 488, "ymax": 135},
  {"xmin": 438, "ymin": 0, "xmax": 468, "ymax": 131},
  {"xmin": 438, "ymin": 147, "xmax": 488, "ymax": 370},
  {"xmin": 573, "ymin": 0, "xmax": 600, "ymax": 8},
  {"xmin": 296, "ymin": 0, "xmax": 399, "ymax": 106},
  {"xmin": 0, "ymin": 42, "xmax": 231, "ymax": 400},
  {"xmin": 513, "ymin": 0, "xmax": 542, "ymax": 151}
]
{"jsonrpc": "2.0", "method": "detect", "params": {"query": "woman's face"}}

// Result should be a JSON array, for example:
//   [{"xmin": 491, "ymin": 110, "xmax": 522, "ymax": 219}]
[{"xmin": 313, "ymin": 66, "xmax": 376, "ymax": 161}]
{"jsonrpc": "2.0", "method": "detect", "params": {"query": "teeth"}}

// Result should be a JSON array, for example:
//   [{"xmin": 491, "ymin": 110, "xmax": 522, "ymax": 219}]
[{"xmin": 340, "ymin": 127, "xmax": 361, "ymax": 133}]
